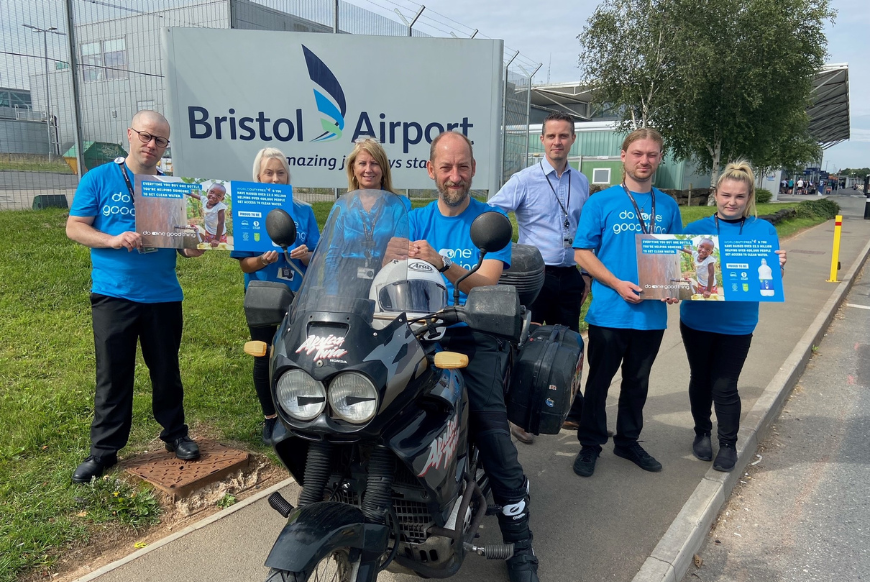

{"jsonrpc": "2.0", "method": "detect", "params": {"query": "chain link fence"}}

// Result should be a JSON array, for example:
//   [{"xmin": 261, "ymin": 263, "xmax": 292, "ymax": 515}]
[{"xmin": 1, "ymin": 0, "xmax": 537, "ymax": 209}]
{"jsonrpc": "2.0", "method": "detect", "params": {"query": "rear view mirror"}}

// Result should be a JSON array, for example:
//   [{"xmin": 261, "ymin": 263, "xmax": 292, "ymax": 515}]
[
  {"xmin": 460, "ymin": 286, "xmax": 521, "ymax": 342},
  {"xmin": 244, "ymin": 281, "xmax": 294, "ymax": 327},
  {"xmin": 470, "ymin": 212, "xmax": 512, "ymax": 254},
  {"xmin": 266, "ymin": 208, "xmax": 297, "ymax": 249}
]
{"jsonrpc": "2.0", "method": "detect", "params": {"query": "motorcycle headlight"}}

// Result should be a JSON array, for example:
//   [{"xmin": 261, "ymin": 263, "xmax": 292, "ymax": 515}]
[
  {"xmin": 275, "ymin": 369, "xmax": 326, "ymax": 421},
  {"xmin": 328, "ymin": 372, "xmax": 379, "ymax": 424}
]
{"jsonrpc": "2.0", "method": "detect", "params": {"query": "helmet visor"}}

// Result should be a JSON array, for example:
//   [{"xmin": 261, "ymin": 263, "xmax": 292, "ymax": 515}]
[{"xmin": 377, "ymin": 279, "xmax": 447, "ymax": 314}]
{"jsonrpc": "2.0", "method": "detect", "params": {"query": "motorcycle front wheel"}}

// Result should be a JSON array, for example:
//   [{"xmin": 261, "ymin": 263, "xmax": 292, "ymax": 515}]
[{"xmin": 265, "ymin": 548, "xmax": 358, "ymax": 582}]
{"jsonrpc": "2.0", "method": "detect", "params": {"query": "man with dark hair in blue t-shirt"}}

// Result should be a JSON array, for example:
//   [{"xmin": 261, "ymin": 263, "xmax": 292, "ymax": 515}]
[
  {"xmin": 571, "ymin": 127, "xmax": 683, "ymax": 479},
  {"xmin": 67, "ymin": 111, "xmax": 205, "ymax": 484},
  {"xmin": 409, "ymin": 131, "xmax": 537, "ymax": 582}
]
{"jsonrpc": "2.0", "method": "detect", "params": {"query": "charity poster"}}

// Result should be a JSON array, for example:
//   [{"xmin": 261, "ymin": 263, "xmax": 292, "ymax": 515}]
[
  {"xmin": 635, "ymin": 234, "xmax": 784, "ymax": 302},
  {"xmin": 134, "ymin": 176, "xmax": 293, "ymax": 252}
]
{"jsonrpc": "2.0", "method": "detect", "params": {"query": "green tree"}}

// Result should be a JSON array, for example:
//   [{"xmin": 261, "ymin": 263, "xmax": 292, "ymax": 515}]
[
  {"xmin": 578, "ymin": 0, "xmax": 835, "ymax": 196},
  {"xmin": 578, "ymin": 0, "xmax": 677, "ymax": 132}
]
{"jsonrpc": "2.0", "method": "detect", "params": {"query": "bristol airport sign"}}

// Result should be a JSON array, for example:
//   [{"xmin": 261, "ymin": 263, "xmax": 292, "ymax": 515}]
[{"xmin": 162, "ymin": 28, "xmax": 504, "ymax": 190}]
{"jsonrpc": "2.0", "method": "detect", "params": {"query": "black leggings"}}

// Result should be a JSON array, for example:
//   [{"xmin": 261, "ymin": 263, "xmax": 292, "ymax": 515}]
[{"xmin": 680, "ymin": 322, "xmax": 753, "ymax": 445}]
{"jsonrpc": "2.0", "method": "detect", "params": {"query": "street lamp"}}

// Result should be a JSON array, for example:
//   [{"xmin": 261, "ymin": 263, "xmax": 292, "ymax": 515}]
[{"xmin": 23, "ymin": 24, "xmax": 66, "ymax": 161}]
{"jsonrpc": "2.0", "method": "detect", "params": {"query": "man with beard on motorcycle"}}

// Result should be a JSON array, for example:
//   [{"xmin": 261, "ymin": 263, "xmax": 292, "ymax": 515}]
[{"xmin": 408, "ymin": 131, "xmax": 539, "ymax": 582}]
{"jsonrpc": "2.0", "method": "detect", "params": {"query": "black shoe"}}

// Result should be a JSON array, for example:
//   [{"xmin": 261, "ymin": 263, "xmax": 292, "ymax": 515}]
[
  {"xmin": 692, "ymin": 433, "xmax": 713, "ymax": 461},
  {"xmin": 165, "ymin": 436, "xmax": 200, "ymax": 460},
  {"xmin": 506, "ymin": 538, "xmax": 539, "ymax": 582},
  {"xmin": 614, "ymin": 442, "xmax": 662, "ymax": 472},
  {"xmin": 72, "ymin": 454, "xmax": 117, "ymax": 484},
  {"xmin": 262, "ymin": 417, "xmax": 277, "ymax": 446},
  {"xmin": 713, "ymin": 442, "xmax": 737, "ymax": 472},
  {"xmin": 573, "ymin": 446, "xmax": 600, "ymax": 477}
]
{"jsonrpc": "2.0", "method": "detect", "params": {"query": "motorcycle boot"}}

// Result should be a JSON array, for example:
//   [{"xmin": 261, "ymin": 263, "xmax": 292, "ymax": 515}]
[{"xmin": 495, "ymin": 480, "xmax": 539, "ymax": 582}]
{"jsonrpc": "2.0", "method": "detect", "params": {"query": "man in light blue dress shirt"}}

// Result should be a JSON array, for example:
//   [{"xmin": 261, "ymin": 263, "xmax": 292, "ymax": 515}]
[{"xmin": 489, "ymin": 112, "xmax": 591, "ymax": 443}]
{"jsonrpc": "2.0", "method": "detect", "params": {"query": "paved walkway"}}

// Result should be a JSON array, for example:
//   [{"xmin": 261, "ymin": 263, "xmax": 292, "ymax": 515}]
[{"xmin": 72, "ymin": 194, "xmax": 870, "ymax": 582}]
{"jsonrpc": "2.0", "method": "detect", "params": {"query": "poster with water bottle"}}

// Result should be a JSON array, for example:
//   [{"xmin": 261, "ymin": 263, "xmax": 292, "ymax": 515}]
[
  {"xmin": 133, "ymin": 175, "xmax": 294, "ymax": 252},
  {"xmin": 636, "ymin": 234, "xmax": 784, "ymax": 301}
]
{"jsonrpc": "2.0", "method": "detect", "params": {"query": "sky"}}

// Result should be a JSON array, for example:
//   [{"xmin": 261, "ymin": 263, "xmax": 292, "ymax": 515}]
[
  {"xmin": 364, "ymin": 0, "xmax": 869, "ymax": 174},
  {"xmin": 2, "ymin": 0, "xmax": 867, "ymax": 172}
]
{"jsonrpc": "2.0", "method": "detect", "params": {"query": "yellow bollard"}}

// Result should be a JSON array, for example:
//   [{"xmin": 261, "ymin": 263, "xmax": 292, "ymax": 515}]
[{"xmin": 827, "ymin": 214, "xmax": 843, "ymax": 282}]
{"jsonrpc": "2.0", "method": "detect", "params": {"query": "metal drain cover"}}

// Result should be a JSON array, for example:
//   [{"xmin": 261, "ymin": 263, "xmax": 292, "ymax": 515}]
[{"xmin": 121, "ymin": 441, "xmax": 249, "ymax": 499}]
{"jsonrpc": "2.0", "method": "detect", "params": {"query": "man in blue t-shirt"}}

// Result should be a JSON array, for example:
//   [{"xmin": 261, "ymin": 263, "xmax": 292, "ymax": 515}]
[
  {"xmin": 571, "ymin": 128, "xmax": 683, "ymax": 479},
  {"xmin": 409, "ymin": 131, "xmax": 537, "ymax": 582},
  {"xmin": 67, "ymin": 111, "xmax": 204, "ymax": 484}
]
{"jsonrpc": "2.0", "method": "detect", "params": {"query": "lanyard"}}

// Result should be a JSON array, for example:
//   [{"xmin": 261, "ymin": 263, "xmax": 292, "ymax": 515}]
[
  {"xmin": 621, "ymin": 182, "xmax": 656, "ymax": 234},
  {"xmin": 356, "ymin": 194, "xmax": 387, "ymax": 259},
  {"xmin": 714, "ymin": 213, "xmax": 745, "ymax": 235},
  {"xmin": 116, "ymin": 159, "xmax": 135, "ymax": 199},
  {"xmin": 540, "ymin": 162, "xmax": 571, "ymax": 230},
  {"xmin": 116, "ymin": 159, "xmax": 162, "ymax": 199}
]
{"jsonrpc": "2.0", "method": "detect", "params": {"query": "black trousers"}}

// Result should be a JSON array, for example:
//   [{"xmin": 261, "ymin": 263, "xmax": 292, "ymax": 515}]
[
  {"xmin": 439, "ymin": 328, "xmax": 527, "ymax": 506},
  {"xmin": 576, "ymin": 325, "xmax": 664, "ymax": 449},
  {"xmin": 89, "ymin": 294, "xmax": 188, "ymax": 456},
  {"xmin": 528, "ymin": 265, "xmax": 585, "ymax": 332},
  {"xmin": 680, "ymin": 322, "xmax": 753, "ymax": 445},
  {"xmin": 249, "ymin": 324, "xmax": 278, "ymax": 417}
]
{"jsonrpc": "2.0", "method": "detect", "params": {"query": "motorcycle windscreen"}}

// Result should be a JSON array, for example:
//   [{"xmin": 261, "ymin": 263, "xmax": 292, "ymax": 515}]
[{"xmin": 290, "ymin": 190, "xmax": 410, "ymax": 326}]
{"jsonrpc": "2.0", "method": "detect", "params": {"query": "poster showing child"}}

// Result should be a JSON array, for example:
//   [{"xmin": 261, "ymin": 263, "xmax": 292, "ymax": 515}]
[
  {"xmin": 185, "ymin": 180, "xmax": 234, "ymax": 250},
  {"xmin": 680, "ymin": 237, "xmax": 722, "ymax": 299}
]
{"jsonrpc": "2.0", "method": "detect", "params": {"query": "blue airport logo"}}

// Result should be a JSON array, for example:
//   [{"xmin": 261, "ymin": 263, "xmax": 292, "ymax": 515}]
[{"xmin": 302, "ymin": 45, "xmax": 346, "ymax": 142}]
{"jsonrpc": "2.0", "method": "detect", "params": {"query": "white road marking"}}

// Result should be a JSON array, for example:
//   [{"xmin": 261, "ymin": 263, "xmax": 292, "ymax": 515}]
[{"xmin": 846, "ymin": 303, "xmax": 870, "ymax": 310}]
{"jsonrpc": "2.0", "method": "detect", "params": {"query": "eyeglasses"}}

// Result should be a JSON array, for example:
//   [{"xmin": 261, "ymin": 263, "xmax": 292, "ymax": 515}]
[
  {"xmin": 354, "ymin": 136, "xmax": 380, "ymax": 144},
  {"xmin": 129, "ymin": 127, "xmax": 170, "ymax": 148}
]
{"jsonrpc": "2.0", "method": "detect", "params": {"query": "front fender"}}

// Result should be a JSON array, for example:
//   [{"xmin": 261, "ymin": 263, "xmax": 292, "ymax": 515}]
[{"xmin": 264, "ymin": 502, "xmax": 390, "ymax": 573}]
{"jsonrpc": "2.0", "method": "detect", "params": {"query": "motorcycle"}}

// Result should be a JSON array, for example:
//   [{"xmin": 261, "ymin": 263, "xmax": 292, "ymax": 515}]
[{"xmin": 243, "ymin": 191, "xmax": 579, "ymax": 582}]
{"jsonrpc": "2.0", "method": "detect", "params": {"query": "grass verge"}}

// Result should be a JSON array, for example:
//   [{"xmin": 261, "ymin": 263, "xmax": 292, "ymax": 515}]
[{"xmin": 0, "ymin": 197, "xmax": 838, "ymax": 580}]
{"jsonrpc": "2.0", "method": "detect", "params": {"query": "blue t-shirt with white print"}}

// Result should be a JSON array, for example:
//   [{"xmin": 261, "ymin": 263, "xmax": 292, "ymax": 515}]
[
  {"xmin": 680, "ymin": 215, "xmax": 778, "ymax": 335},
  {"xmin": 70, "ymin": 161, "xmax": 182, "ymax": 303},
  {"xmin": 409, "ymin": 198, "xmax": 511, "ymax": 305},
  {"xmin": 230, "ymin": 200, "xmax": 320, "ymax": 292},
  {"xmin": 572, "ymin": 184, "xmax": 683, "ymax": 330}
]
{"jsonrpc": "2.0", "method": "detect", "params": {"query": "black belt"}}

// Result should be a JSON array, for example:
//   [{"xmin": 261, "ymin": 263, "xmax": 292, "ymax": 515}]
[{"xmin": 544, "ymin": 265, "xmax": 577, "ymax": 273}]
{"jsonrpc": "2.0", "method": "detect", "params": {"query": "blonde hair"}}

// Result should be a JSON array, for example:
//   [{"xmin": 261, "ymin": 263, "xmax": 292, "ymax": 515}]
[
  {"xmin": 252, "ymin": 148, "xmax": 291, "ymax": 183},
  {"xmin": 716, "ymin": 159, "xmax": 756, "ymax": 218},
  {"xmin": 621, "ymin": 127, "xmax": 663, "ymax": 153},
  {"xmin": 345, "ymin": 139, "xmax": 395, "ymax": 193}
]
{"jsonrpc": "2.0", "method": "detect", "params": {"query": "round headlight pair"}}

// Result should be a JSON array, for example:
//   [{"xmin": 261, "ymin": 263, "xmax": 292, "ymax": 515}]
[{"xmin": 275, "ymin": 370, "xmax": 379, "ymax": 424}]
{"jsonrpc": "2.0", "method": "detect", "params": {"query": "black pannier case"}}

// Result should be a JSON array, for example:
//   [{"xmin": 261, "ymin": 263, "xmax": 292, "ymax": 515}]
[{"xmin": 506, "ymin": 324, "xmax": 584, "ymax": 435}]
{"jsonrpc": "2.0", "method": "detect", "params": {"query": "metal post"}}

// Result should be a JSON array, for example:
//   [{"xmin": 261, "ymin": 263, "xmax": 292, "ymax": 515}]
[
  {"xmin": 42, "ymin": 31, "xmax": 52, "ymax": 160},
  {"xmin": 501, "ymin": 51, "xmax": 518, "ymax": 187},
  {"xmin": 408, "ymin": 6, "xmax": 425, "ymax": 37},
  {"xmin": 827, "ymin": 214, "xmax": 843, "ymax": 282},
  {"xmin": 333, "ymin": 0, "xmax": 339, "ymax": 33},
  {"xmin": 63, "ymin": 0, "xmax": 86, "ymax": 179},
  {"xmin": 524, "ymin": 64, "xmax": 541, "ymax": 169}
]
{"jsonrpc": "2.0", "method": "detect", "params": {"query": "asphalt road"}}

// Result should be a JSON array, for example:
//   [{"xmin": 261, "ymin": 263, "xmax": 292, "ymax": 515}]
[
  {"xmin": 681, "ymin": 266, "xmax": 870, "ymax": 582},
  {"xmin": 0, "ymin": 170, "xmax": 78, "ymax": 190}
]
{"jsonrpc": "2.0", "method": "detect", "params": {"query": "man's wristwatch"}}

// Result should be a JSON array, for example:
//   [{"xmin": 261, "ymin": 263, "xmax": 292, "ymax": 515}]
[{"xmin": 438, "ymin": 255, "xmax": 452, "ymax": 273}]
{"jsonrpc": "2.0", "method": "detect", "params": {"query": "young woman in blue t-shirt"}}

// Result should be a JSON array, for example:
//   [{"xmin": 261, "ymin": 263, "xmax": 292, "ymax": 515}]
[
  {"xmin": 230, "ymin": 148, "xmax": 320, "ymax": 445},
  {"xmin": 680, "ymin": 160, "xmax": 787, "ymax": 472}
]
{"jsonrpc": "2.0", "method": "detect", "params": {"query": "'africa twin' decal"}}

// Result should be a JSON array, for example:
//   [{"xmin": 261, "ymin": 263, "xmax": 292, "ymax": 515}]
[
  {"xmin": 296, "ymin": 334, "xmax": 348, "ymax": 361},
  {"xmin": 417, "ymin": 411, "xmax": 459, "ymax": 477}
]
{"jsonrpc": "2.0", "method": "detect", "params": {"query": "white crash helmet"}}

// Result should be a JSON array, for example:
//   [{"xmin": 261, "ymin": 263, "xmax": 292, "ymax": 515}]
[{"xmin": 370, "ymin": 259, "xmax": 448, "ymax": 340}]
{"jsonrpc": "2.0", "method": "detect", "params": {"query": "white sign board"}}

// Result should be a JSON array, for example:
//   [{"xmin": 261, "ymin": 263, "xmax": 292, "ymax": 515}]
[{"xmin": 162, "ymin": 28, "xmax": 504, "ymax": 191}]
